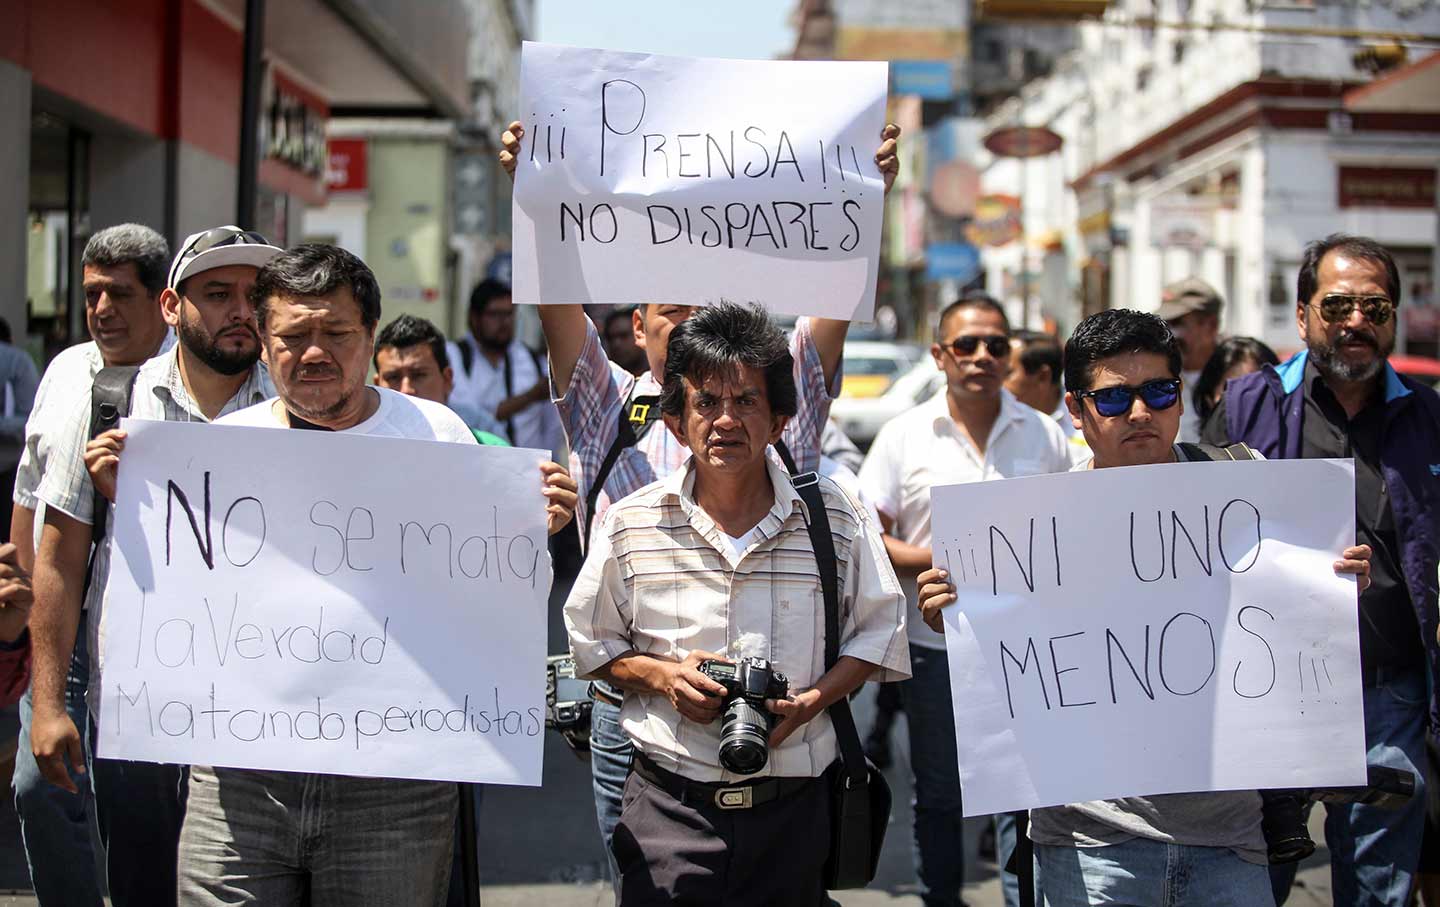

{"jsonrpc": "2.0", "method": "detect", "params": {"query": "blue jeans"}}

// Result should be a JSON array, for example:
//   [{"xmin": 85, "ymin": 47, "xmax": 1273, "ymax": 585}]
[
  {"xmin": 12, "ymin": 616, "xmax": 103, "ymax": 906},
  {"xmin": 1037, "ymin": 838, "xmax": 1275, "ymax": 906},
  {"xmin": 903, "ymin": 644, "xmax": 966, "ymax": 907},
  {"xmin": 178, "ymin": 765, "xmax": 457, "ymax": 906},
  {"xmin": 590, "ymin": 694, "xmax": 633, "ymax": 898},
  {"xmin": 996, "ymin": 811, "xmax": 1022, "ymax": 907}
]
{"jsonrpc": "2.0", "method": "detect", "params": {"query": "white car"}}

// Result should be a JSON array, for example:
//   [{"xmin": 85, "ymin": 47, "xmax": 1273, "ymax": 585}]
[
  {"xmin": 832, "ymin": 357, "xmax": 944, "ymax": 450},
  {"xmin": 838, "ymin": 341, "xmax": 926, "ymax": 400}
]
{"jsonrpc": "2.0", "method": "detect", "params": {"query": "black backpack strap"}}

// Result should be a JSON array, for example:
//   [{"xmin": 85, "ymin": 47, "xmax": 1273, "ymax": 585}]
[
  {"xmin": 773, "ymin": 438, "xmax": 800, "ymax": 476},
  {"xmin": 457, "ymin": 338, "xmax": 475, "ymax": 378},
  {"xmin": 582, "ymin": 392, "xmax": 662, "ymax": 546},
  {"xmin": 792, "ymin": 470, "xmax": 868, "ymax": 789},
  {"xmin": 88, "ymin": 366, "xmax": 141, "ymax": 545},
  {"xmin": 1177, "ymin": 441, "xmax": 1257, "ymax": 462}
]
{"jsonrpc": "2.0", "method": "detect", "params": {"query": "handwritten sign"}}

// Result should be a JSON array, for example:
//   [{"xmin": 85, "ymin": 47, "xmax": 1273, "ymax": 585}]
[
  {"xmin": 933, "ymin": 459, "xmax": 1365, "ymax": 816},
  {"xmin": 512, "ymin": 42, "xmax": 889, "ymax": 320},
  {"xmin": 95, "ymin": 419, "xmax": 550, "ymax": 786}
]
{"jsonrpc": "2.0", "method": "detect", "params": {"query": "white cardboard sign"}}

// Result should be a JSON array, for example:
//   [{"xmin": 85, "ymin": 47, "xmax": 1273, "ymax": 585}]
[
  {"xmin": 512, "ymin": 42, "xmax": 889, "ymax": 320},
  {"xmin": 933, "ymin": 459, "xmax": 1366, "ymax": 816},
  {"xmin": 95, "ymin": 419, "xmax": 551, "ymax": 786}
]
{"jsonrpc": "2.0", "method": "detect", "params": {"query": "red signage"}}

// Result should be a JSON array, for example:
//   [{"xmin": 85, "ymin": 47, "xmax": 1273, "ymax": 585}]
[
  {"xmin": 1338, "ymin": 166, "xmax": 1435, "ymax": 209},
  {"xmin": 326, "ymin": 139, "xmax": 368, "ymax": 193},
  {"xmin": 984, "ymin": 126, "xmax": 1063, "ymax": 159}
]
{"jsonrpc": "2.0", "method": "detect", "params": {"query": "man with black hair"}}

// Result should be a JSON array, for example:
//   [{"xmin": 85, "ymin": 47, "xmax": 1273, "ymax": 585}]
[
  {"xmin": 859, "ymin": 293, "xmax": 1070, "ymax": 907},
  {"xmin": 1006, "ymin": 329, "xmax": 1086, "ymax": 464},
  {"xmin": 30, "ymin": 225, "xmax": 282, "ymax": 906},
  {"xmin": 374, "ymin": 314, "xmax": 508, "ymax": 443},
  {"xmin": 564, "ymin": 301, "xmax": 908, "ymax": 906},
  {"xmin": 1203, "ymin": 234, "xmax": 1440, "ymax": 907},
  {"xmin": 602, "ymin": 306, "xmax": 648, "ymax": 377},
  {"xmin": 449, "ymin": 278, "xmax": 561, "ymax": 451},
  {"xmin": 500, "ymin": 119, "xmax": 902, "ymax": 891},
  {"xmin": 918, "ymin": 307, "xmax": 1372, "ymax": 907}
]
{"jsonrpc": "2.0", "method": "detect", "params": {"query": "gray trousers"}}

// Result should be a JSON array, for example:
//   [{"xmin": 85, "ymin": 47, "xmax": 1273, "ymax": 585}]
[
  {"xmin": 611, "ymin": 765, "xmax": 831, "ymax": 906},
  {"xmin": 178, "ymin": 765, "xmax": 457, "ymax": 907}
]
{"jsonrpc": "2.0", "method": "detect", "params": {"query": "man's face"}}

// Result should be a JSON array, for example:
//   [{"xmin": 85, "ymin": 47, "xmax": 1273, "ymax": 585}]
[
  {"xmin": 931, "ymin": 307, "xmax": 1010, "ymax": 402},
  {"xmin": 374, "ymin": 343, "xmax": 454, "ymax": 405},
  {"xmin": 637, "ymin": 303, "xmax": 696, "ymax": 378},
  {"xmin": 164, "ymin": 264, "xmax": 261, "ymax": 376},
  {"xmin": 604, "ymin": 313, "xmax": 647, "ymax": 375},
  {"xmin": 260, "ymin": 289, "xmax": 375, "ymax": 424},
  {"xmin": 1166, "ymin": 311, "xmax": 1219, "ymax": 371},
  {"xmin": 83, "ymin": 262, "xmax": 167, "ymax": 365},
  {"xmin": 1298, "ymin": 250, "xmax": 1396, "ymax": 385},
  {"xmin": 471, "ymin": 295, "xmax": 516, "ymax": 349},
  {"xmin": 1003, "ymin": 340, "xmax": 1052, "ymax": 413},
  {"xmin": 1066, "ymin": 352, "xmax": 1182, "ymax": 469},
  {"xmin": 665, "ymin": 364, "xmax": 786, "ymax": 477}
]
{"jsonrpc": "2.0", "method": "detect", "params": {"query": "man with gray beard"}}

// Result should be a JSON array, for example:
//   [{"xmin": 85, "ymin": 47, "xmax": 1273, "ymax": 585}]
[{"xmin": 1204, "ymin": 234, "xmax": 1440, "ymax": 907}]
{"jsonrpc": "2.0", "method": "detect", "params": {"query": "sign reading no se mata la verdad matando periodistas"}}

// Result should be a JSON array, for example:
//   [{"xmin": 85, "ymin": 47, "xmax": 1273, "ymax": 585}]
[
  {"xmin": 95, "ymin": 419, "xmax": 551, "ymax": 786},
  {"xmin": 932, "ymin": 459, "xmax": 1367, "ymax": 816},
  {"xmin": 511, "ymin": 42, "xmax": 889, "ymax": 321}
]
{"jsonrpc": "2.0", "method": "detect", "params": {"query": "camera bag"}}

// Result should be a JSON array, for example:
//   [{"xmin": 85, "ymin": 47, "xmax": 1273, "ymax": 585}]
[{"xmin": 790, "ymin": 469, "xmax": 892, "ymax": 890}]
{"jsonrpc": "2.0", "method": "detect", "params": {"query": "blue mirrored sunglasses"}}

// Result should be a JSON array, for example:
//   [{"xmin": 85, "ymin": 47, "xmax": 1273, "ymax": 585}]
[{"xmin": 1077, "ymin": 378, "xmax": 1181, "ymax": 418}]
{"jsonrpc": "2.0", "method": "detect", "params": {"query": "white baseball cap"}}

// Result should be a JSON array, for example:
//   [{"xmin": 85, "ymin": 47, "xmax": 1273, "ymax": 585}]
[{"xmin": 168, "ymin": 226, "xmax": 284, "ymax": 290}]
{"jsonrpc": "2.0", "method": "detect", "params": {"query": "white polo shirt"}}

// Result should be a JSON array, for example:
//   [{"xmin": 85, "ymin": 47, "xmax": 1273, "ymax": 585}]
[{"xmin": 859, "ymin": 387, "xmax": 1072, "ymax": 649}]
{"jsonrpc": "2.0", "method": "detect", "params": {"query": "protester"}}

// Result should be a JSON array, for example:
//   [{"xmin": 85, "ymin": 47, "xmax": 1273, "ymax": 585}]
[
  {"xmin": 601, "ymin": 306, "xmax": 648, "ymax": 377},
  {"xmin": 10, "ymin": 222, "xmax": 173, "ymax": 907},
  {"xmin": 564, "ymin": 302, "xmax": 909, "ymax": 905},
  {"xmin": 859, "ymin": 293, "xmax": 1070, "ymax": 907},
  {"xmin": 1006, "ymin": 328, "xmax": 1087, "ymax": 464},
  {"xmin": 0, "ymin": 318, "xmax": 40, "ymax": 542},
  {"xmin": 448, "ymin": 278, "xmax": 562, "ymax": 451},
  {"xmin": 1203, "ymin": 234, "xmax": 1440, "ymax": 907},
  {"xmin": 1158, "ymin": 277, "xmax": 1224, "ymax": 443},
  {"xmin": 1191, "ymin": 336, "xmax": 1278, "ymax": 426},
  {"xmin": 918, "ymin": 307, "xmax": 1372, "ymax": 907},
  {"xmin": 371, "ymin": 310, "xmax": 577, "ymax": 907},
  {"xmin": 375, "ymin": 313, "xmax": 508, "ymax": 445},
  {"xmin": 500, "ymin": 117, "xmax": 900, "ymax": 892},
  {"xmin": 27, "ymin": 225, "xmax": 281, "ymax": 906}
]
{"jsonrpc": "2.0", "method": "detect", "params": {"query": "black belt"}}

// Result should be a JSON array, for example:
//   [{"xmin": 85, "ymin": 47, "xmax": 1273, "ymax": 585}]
[
  {"xmin": 589, "ymin": 680, "xmax": 624, "ymax": 708},
  {"xmin": 632, "ymin": 753, "xmax": 821, "ymax": 811}
]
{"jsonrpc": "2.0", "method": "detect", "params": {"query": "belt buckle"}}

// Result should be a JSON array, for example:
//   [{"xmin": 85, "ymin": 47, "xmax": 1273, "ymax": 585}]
[{"xmin": 714, "ymin": 786, "xmax": 753, "ymax": 810}]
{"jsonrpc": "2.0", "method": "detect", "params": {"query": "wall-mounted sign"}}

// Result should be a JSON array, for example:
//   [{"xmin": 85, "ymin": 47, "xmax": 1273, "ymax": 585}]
[
  {"xmin": 891, "ymin": 60, "xmax": 955, "ymax": 100},
  {"xmin": 926, "ymin": 241, "xmax": 983, "ymax": 282},
  {"xmin": 1338, "ymin": 166, "xmax": 1436, "ymax": 209},
  {"xmin": 325, "ymin": 139, "xmax": 368, "ymax": 192},
  {"xmin": 260, "ymin": 66, "xmax": 328, "ymax": 178},
  {"xmin": 1150, "ymin": 199, "xmax": 1218, "ymax": 249},
  {"xmin": 984, "ymin": 126, "xmax": 1063, "ymax": 159},
  {"xmin": 966, "ymin": 195, "xmax": 1023, "ymax": 247}
]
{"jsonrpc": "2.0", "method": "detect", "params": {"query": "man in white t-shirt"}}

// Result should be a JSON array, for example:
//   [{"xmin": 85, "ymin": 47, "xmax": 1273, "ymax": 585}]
[
  {"xmin": 859, "ymin": 294, "xmax": 1071, "ymax": 907},
  {"xmin": 175, "ymin": 244, "xmax": 571, "ymax": 907},
  {"xmin": 1158, "ymin": 277, "xmax": 1223, "ymax": 444}
]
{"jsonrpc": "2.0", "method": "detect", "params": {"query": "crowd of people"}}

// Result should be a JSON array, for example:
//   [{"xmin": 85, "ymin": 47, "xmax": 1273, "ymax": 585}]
[{"xmin": 0, "ymin": 116, "xmax": 1430, "ymax": 907}]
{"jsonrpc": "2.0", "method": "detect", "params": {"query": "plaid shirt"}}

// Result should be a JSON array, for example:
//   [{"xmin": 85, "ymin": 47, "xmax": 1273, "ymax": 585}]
[
  {"xmin": 564, "ymin": 456, "xmax": 910, "ymax": 782},
  {"xmin": 35, "ymin": 346, "xmax": 273, "ymax": 715},
  {"xmin": 555, "ymin": 316, "xmax": 841, "ymax": 546}
]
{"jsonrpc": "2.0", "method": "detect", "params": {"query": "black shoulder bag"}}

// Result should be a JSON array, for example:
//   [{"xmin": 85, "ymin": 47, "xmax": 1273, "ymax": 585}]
[
  {"xmin": 87, "ymin": 365, "xmax": 141, "ymax": 545},
  {"xmin": 790, "ymin": 469, "xmax": 892, "ymax": 890},
  {"xmin": 582, "ymin": 392, "xmax": 661, "ymax": 546}
]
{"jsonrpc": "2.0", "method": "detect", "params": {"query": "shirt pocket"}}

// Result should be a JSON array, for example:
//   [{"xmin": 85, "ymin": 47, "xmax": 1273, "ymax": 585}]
[{"xmin": 768, "ymin": 558, "xmax": 825, "ymax": 692}]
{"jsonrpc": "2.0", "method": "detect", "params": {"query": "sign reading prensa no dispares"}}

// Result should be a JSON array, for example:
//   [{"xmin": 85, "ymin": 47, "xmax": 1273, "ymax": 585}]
[{"xmin": 511, "ymin": 42, "xmax": 889, "ymax": 321}]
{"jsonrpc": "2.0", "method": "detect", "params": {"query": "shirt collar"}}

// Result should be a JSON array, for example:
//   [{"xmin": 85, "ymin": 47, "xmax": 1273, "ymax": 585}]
[
  {"xmin": 153, "ymin": 347, "xmax": 271, "ymax": 418},
  {"xmin": 928, "ymin": 386, "xmax": 1029, "ymax": 433},
  {"xmin": 661, "ymin": 454, "xmax": 802, "ymax": 542}
]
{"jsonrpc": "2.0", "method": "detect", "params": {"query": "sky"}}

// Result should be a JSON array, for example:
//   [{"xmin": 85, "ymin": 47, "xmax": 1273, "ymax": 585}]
[{"xmin": 535, "ymin": 0, "xmax": 794, "ymax": 60}]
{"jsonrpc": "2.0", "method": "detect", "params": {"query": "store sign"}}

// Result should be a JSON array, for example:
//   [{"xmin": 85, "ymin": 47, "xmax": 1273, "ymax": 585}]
[
  {"xmin": 325, "ymin": 140, "xmax": 367, "ymax": 193},
  {"xmin": 1338, "ymin": 166, "xmax": 1436, "ymax": 209},
  {"xmin": 926, "ymin": 242, "xmax": 982, "ymax": 282},
  {"xmin": 261, "ymin": 69, "xmax": 328, "ymax": 178},
  {"xmin": 966, "ymin": 195, "xmax": 1023, "ymax": 248},
  {"xmin": 892, "ymin": 60, "xmax": 955, "ymax": 100},
  {"xmin": 1150, "ymin": 199, "xmax": 1217, "ymax": 249}
]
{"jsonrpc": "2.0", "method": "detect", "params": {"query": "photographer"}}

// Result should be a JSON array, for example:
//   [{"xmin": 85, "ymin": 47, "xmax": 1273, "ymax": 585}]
[{"xmin": 564, "ymin": 302, "xmax": 909, "ymax": 906}]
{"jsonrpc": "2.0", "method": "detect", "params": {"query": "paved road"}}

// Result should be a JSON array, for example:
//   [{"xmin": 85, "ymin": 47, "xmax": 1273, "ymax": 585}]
[{"xmin": 0, "ymin": 578, "xmax": 1340, "ymax": 905}]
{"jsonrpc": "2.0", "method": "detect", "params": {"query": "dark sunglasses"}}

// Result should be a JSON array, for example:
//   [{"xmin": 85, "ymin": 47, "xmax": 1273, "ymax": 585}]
[
  {"xmin": 946, "ymin": 334, "xmax": 1011, "ymax": 359},
  {"xmin": 1076, "ymin": 378, "xmax": 1181, "ymax": 418},
  {"xmin": 179, "ymin": 227, "xmax": 270, "ymax": 262},
  {"xmin": 1313, "ymin": 294, "xmax": 1394, "ymax": 326}
]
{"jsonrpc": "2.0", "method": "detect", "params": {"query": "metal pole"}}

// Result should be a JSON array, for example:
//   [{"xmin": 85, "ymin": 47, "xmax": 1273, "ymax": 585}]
[
  {"xmin": 237, "ymin": 0, "xmax": 266, "ymax": 231},
  {"xmin": 459, "ymin": 784, "xmax": 481, "ymax": 907}
]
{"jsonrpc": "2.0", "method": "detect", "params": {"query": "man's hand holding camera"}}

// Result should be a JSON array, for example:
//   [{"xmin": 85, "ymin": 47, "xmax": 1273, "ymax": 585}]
[{"xmin": 659, "ymin": 650, "xmax": 730, "ymax": 724}]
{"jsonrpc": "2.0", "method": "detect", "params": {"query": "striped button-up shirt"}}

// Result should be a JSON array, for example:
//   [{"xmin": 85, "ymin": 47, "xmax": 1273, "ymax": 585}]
[
  {"xmin": 564, "ymin": 456, "xmax": 910, "ymax": 782},
  {"xmin": 36, "ymin": 345, "xmax": 273, "ymax": 715},
  {"xmin": 555, "ymin": 316, "xmax": 840, "ymax": 546}
]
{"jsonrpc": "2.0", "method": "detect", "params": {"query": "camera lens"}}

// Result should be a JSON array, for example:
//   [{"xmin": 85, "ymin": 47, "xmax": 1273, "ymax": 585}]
[{"xmin": 718, "ymin": 699, "xmax": 771, "ymax": 775}]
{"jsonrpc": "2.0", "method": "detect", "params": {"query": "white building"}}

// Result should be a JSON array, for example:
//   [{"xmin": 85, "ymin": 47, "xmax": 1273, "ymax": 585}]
[{"xmin": 978, "ymin": 0, "xmax": 1440, "ymax": 355}]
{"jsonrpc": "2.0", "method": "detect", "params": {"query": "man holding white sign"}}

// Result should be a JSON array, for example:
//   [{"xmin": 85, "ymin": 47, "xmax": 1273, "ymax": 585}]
[
  {"xmin": 919, "ymin": 309, "xmax": 1372, "ymax": 906},
  {"xmin": 500, "ymin": 48, "xmax": 899, "ymax": 890},
  {"xmin": 30, "ymin": 225, "xmax": 282, "ymax": 907}
]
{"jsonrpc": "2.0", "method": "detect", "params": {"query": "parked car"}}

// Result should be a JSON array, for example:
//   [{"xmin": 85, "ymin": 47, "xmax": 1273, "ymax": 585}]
[
  {"xmin": 832, "ymin": 357, "xmax": 944, "ymax": 450},
  {"xmin": 839, "ymin": 341, "xmax": 926, "ymax": 400}
]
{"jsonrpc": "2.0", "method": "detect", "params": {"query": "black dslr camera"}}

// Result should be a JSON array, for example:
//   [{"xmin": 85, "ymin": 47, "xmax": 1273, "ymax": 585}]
[
  {"xmin": 1261, "ymin": 765, "xmax": 1416, "ymax": 863},
  {"xmin": 544, "ymin": 655, "xmax": 593, "ymax": 756},
  {"xmin": 697, "ymin": 657, "xmax": 790, "ymax": 775}
]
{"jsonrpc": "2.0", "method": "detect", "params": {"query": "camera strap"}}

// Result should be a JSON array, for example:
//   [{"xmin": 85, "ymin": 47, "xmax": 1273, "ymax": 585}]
[
  {"xmin": 583, "ymin": 390, "xmax": 662, "ymax": 547},
  {"xmin": 790, "ymin": 470, "xmax": 867, "ymax": 790}
]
